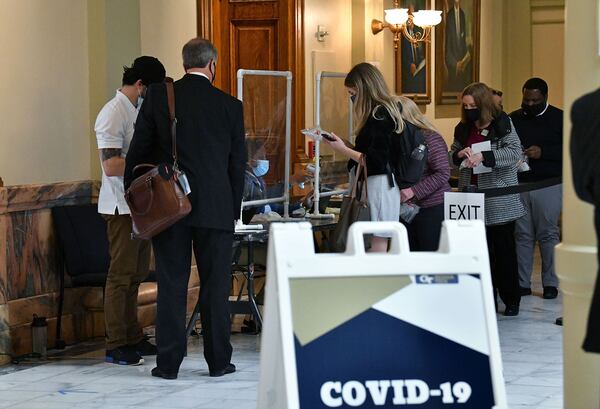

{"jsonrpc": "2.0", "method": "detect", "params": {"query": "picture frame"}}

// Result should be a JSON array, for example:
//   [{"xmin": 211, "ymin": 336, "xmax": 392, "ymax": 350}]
[
  {"xmin": 435, "ymin": 0, "xmax": 481, "ymax": 105},
  {"xmin": 395, "ymin": 0, "xmax": 432, "ymax": 104}
]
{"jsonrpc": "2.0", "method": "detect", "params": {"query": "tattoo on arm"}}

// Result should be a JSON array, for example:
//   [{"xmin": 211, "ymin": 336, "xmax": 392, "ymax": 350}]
[{"xmin": 101, "ymin": 148, "xmax": 122, "ymax": 161}]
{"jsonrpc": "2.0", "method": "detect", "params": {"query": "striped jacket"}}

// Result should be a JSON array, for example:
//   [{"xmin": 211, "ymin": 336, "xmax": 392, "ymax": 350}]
[
  {"xmin": 412, "ymin": 131, "xmax": 451, "ymax": 208},
  {"xmin": 450, "ymin": 113, "xmax": 526, "ymax": 226}
]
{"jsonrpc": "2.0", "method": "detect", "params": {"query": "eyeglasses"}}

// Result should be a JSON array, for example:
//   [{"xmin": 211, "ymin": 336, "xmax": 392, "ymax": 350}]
[{"xmin": 491, "ymin": 89, "xmax": 503, "ymax": 97}]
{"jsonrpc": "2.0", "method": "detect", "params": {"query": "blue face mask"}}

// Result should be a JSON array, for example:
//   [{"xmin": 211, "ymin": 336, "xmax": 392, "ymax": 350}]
[
  {"xmin": 136, "ymin": 87, "xmax": 145, "ymax": 108},
  {"xmin": 252, "ymin": 159, "xmax": 269, "ymax": 177},
  {"xmin": 350, "ymin": 94, "xmax": 357, "ymax": 104}
]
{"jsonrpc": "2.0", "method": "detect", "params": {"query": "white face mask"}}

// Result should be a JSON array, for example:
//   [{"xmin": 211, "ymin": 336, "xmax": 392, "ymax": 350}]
[{"xmin": 252, "ymin": 159, "xmax": 269, "ymax": 177}]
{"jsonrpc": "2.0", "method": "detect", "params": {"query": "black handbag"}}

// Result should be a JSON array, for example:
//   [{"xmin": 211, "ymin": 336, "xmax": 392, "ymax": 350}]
[{"xmin": 330, "ymin": 155, "xmax": 371, "ymax": 252}]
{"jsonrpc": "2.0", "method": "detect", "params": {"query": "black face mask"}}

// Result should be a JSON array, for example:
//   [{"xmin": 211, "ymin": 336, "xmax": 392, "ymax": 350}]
[
  {"xmin": 521, "ymin": 102, "xmax": 546, "ymax": 117},
  {"xmin": 465, "ymin": 108, "xmax": 480, "ymax": 123}
]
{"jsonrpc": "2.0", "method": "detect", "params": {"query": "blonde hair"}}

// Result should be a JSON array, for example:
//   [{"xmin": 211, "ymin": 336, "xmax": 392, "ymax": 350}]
[
  {"xmin": 397, "ymin": 96, "xmax": 439, "ymax": 134},
  {"xmin": 344, "ymin": 63, "xmax": 405, "ymax": 134}
]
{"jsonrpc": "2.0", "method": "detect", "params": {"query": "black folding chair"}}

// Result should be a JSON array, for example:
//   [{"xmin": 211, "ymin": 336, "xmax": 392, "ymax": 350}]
[{"xmin": 52, "ymin": 204, "xmax": 111, "ymax": 349}]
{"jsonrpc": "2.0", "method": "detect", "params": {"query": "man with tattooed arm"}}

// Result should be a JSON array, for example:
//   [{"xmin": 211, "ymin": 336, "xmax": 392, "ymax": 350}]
[{"xmin": 95, "ymin": 56, "xmax": 165, "ymax": 366}]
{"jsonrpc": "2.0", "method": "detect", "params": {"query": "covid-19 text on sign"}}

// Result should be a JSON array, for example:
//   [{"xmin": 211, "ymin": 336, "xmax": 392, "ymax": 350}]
[{"xmin": 320, "ymin": 379, "xmax": 472, "ymax": 407}]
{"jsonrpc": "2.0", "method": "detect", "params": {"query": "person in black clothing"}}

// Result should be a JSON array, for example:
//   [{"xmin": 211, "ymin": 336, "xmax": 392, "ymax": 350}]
[
  {"xmin": 510, "ymin": 78, "xmax": 563, "ymax": 299},
  {"xmin": 324, "ymin": 62, "xmax": 404, "ymax": 252},
  {"xmin": 124, "ymin": 38, "xmax": 247, "ymax": 379},
  {"xmin": 569, "ymin": 87, "xmax": 600, "ymax": 354}
]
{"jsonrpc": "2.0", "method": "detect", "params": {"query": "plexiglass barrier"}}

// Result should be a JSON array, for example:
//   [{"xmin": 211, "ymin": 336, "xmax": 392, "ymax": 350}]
[
  {"xmin": 310, "ymin": 71, "xmax": 353, "ymax": 218},
  {"xmin": 237, "ymin": 69, "xmax": 292, "ymax": 221}
]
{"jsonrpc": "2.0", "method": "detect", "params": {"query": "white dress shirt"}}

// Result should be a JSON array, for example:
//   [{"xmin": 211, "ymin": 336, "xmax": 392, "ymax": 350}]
[
  {"xmin": 95, "ymin": 90, "xmax": 139, "ymax": 215},
  {"xmin": 188, "ymin": 71, "xmax": 210, "ymax": 80}
]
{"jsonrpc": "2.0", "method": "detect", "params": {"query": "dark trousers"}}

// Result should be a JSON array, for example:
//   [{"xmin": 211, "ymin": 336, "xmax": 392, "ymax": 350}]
[
  {"xmin": 152, "ymin": 221, "xmax": 233, "ymax": 373},
  {"xmin": 583, "ymin": 207, "xmax": 600, "ymax": 353},
  {"xmin": 404, "ymin": 204, "xmax": 444, "ymax": 251},
  {"xmin": 486, "ymin": 222, "xmax": 521, "ymax": 308},
  {"xmin": 103, "ymin": 214, "xmax": 150, "ymax": 350}
]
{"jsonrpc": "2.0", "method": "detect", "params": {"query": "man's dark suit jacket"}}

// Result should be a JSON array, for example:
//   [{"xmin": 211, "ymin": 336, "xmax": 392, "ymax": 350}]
[
  {"xmin": 401, "ymin": 25, "xmax": 425, "ymax": 94},
  {"xmin": 444, "ymin": 6, "xmax": 468, "ymax": 91},
  {"xmin": 570, "ymin": 87, "xmax": 600, "ymax": 353},
  {"xmin": 124, "ymin": 74, "xmax": 247, "ymax": 231},
  {"xmin": 571, "ymin": 88, "xmax": 600, "ymax": 203}
]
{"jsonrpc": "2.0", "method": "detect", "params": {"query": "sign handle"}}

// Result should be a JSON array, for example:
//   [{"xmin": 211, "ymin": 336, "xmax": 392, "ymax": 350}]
[{"xmin": 345, "ymin": 222, "xmax": 411, "ymax": 255}]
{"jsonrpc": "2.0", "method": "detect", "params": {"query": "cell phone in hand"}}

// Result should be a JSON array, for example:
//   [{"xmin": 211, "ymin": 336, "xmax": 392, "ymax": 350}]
[
  {"xmin": 320, "ymin": 132, "xmax": 336, "ymax": 142},
  {"xmin": 301, "ymin": 128, "xmax": 335, "ymax": 142}
]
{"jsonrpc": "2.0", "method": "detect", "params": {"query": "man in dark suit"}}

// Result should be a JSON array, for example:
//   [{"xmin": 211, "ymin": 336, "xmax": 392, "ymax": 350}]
[
  {"xmin": 570, "ymin": 87, "xmax": 600, "ymax": 353},
  {"xmin": 124, "ymin": 38, "xmax": 247, "ymax": 377},
  {"xmin": 444, "ymin": 0, "xmax": 471, "ymax": 92},
  {"xmin": 401, "ymin": 5, "xmax": 426, "ymax": 94}
]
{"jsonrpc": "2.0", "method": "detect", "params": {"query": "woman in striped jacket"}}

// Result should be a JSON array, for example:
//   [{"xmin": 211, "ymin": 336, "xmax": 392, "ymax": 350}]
[
  {"xmin": 450, "ymin": 82, "xmax": 526, "ymax": 317},
  {"xmin": 397, "ymin": 96, "xmax": 451, "ymax": 251}
]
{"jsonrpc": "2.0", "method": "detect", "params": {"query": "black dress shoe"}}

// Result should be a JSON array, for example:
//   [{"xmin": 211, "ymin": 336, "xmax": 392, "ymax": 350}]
[
  {"xmin": 543, "ymin": 286, "xmax": 558, "ymax": 299},
  {"xmin": 555, "ymin": 316, "xmax": 563, "ymax": 326},
  {"xmin": 519, "ymin": 287, "xmax": 532, "ymax": 296},
  {"xmin": 151, "ymin": 367, "xmax": 177, "ymax": 380},
  {"xmin": 504, "ymin": 304, "xmax": 519, "ymax": 316},
  {"xmin": 209, "ymin": 363, "xmax": 236, "ymax": 377}
]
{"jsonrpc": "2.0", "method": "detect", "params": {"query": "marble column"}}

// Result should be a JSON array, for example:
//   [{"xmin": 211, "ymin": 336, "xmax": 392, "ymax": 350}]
[{"xmin": 555, "ymin": 0, "xmax": 600, "ymax": 407}]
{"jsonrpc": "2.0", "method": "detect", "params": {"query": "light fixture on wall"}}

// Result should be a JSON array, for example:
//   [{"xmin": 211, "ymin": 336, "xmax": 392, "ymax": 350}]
[{"xmin": 371, "ymin": 0, "xmax": 442, "ymax": 49}]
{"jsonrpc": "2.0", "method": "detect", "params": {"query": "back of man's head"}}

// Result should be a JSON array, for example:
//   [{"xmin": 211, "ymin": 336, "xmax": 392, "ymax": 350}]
[
  {"xmin": 182, "ymin": 38, "xmax": 217, "ymax": 70},
  {"xmin": 522, "ymin": 77, "xmax": 548, "ymax": 96},
  {"xmin": 122, "ymin": 56, "xmax": 166, "ymax": 86}
]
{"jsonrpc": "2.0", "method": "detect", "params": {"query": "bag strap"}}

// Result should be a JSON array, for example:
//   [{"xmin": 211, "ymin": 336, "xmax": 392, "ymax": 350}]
[
  {"xmin": 359, "ymin": 155, "xmax": 369, "ymax": 200},
  {"xmin": 165, "ymin": 77, "xmax": 179, "ymax": 171},
  {"xmin": 350, "ymin": 155, "xmax": 369, "ymax": 200}
]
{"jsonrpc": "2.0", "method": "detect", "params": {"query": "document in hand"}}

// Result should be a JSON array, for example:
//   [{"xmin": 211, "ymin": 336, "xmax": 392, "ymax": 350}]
[{"xmin": 471, "ymin": 141, "xmax": 492, "ymax": 175}]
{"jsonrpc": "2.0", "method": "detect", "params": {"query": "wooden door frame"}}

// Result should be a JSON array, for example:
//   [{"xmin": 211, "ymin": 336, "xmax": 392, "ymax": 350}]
[{"xmin": 196, "ymin": 0, "xmax": 306, "ymax": 163}]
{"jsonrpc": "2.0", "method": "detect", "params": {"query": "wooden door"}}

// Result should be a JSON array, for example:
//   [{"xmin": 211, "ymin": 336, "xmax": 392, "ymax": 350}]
[{"xmin": 197, "ymin": 0, "xmax": 306, "ymax": 162}]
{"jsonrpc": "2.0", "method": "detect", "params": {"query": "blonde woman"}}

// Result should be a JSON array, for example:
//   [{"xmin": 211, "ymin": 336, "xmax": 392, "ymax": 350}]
[
  {"xmin": 396, "ymin": 96, "xmax": 451, "ymax": 251},
  {"xmin": 325, "ymin": 63, "xmax": 404, "ymax": 252}
]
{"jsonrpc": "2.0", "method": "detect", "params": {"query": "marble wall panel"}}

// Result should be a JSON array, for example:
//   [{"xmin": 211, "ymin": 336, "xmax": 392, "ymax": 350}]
[
  {"xmin": 0, "ymin": 181, "xmax": 97, "ymax": 214},
  {"xmin": 0, "ymin": 303, "xmax": 7, "ymax": 333},
  {"xmin": 0, "ymin": 181, "xmax": 99, "ymax": 301},
  {"xmin": 0, "ymin": 216, "xmax": 7, "ymax": 305},
  {"xmin": 8, "ymin": 291, "xmax": 85, "ymax": 328},
  {"xmin": 0, "ymin": 329, "xmax": 11, "ymax": 362},
  {"xmin": 0, "ymin": 298, "xmax": 10, "ymax": 363},
  {"xmin": 5, "ymin": 209, "xmax": 61, "ymax": 300}
]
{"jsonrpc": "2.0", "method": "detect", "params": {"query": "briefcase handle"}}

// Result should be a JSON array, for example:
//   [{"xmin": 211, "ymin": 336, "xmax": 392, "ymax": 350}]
[
  {"xmin": 126, "ymin": 164, "xmax": 157, "ymax": 216},
  {"xmin": 132, "ymin": 164, "xmax": 156, "ymax": 177}
]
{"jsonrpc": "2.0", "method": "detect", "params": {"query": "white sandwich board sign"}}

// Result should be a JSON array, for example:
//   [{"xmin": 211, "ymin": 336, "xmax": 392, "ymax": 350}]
[{"xmin": 257, "ymin": 221, "xmax": 507, "ymax": 409}]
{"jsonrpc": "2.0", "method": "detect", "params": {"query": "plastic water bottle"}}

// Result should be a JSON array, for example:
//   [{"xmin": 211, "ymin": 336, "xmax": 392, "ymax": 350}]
[
  {"xmin": 411, "ymin": 144, "xmax": 426, "ymax": 160},
  {"xmin": 31, "ymin": 314, "xmax": 48, "ymax": 359}
]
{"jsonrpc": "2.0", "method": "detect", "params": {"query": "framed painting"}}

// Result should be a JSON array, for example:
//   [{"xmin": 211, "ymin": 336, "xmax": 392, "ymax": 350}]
[
  {"xmin": 395, "ymin": 0, "xmax": 432, "ymax": 104},
  {"xmin": 435, "ymin": 0, "xmax": 481, "ymax": 105}
]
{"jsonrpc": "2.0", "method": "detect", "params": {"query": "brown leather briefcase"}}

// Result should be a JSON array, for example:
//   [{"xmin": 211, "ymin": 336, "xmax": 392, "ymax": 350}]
[{"xmin": 125, "ymin": 78, "xmax": 191, "ymax": 239}]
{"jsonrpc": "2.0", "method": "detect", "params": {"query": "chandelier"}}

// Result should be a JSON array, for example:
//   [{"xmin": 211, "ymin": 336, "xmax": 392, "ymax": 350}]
[{"xmin": 371, "ymin": 0, "xmax": 442, "ymax": 49}]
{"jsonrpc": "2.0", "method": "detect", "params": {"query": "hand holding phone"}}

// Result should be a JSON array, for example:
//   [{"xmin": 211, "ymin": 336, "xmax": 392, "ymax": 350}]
[{"xmin": 320, "ymin": 132, "xmax": 336, "ymax": 142}]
